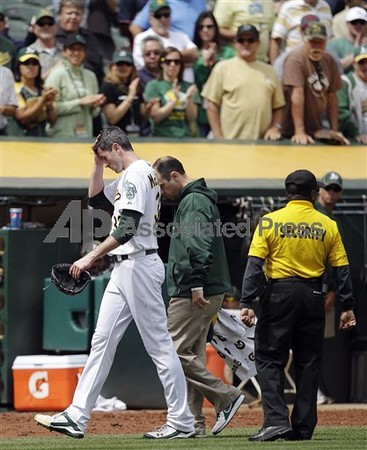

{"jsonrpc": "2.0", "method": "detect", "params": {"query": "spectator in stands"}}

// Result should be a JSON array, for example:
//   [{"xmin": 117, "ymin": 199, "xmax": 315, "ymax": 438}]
[
  {"xmin": 138, "ymin": 35, "xmax": 163, "ymax": 89},
  {"xmin": 137, "ymin": 36, "xmax": 163, "ymax": 136},
  {"xmin": 270, "ymin": 0, "xmax": 333, "ymax": 65},
  {"xmin": 315, "ymin": 170, "xmax": 344, "ymax": 405},
  {"xmin": 129, "ymin": 0, "xmax": 207, "ymax": 40},
  {"xmin": 24, "ymin": 10, "xmax": 63, "ymax": 79},
  {"xmin": 44, "ymin": 33, "xmax": 105, "ymax": 138},
  {"xmin": 192, "ymin": 11, "xmax": 235, "ymax": 137},
  {"xmin": 213, "ymin": 0, "xmax": 275, "ymax": 63},
  {"xmin": 0, "ymin": 66, "xmax": 18, "ymax": 135},
  {"xmin": 0, "ymin": 10, "xmax": 21, "ymax": 48},
  {"xmin": 201, "ymin": 25, "xmax": 285, "ymax": 140},
  {"xmin": 53, "ymin": 0, "xmax": 90, "ymax": 27},
  {"xmin": 56, "ymin": 0, "xmax": 104, "ymax": 85},
  {"xmin": 337, "ymin": 46, "xmax": 367, "ymax": 143},
  {"xmin": 273, "ymin": 14, "xmax": 344, "ymax": 80},
  {"xmin": 100, "ymin": 49, "xmax": 146, "ymax": 136},
  {"xmin": 118, "ymin": 0, "xmax": 148, "ymax": 47},
  {"xmin": 132, "ymin": 0, "xmax": 198, "ymax": 82},
  {"xmin": 87, "ymin": 0, "xmax": 119, "ymax": 66},
  {"xmin": 144, "ymin": 46, "xmax": 200, "ymax": 137},
  {"xmin": 273, "ymin": 0, "xmax": 285, "ymax": 16},
  {"xmin": 333, "ymin": 0, "xmax": 367, "ymax": 39},
  {"xmin": 9, "ymin": 47, "xmax": 58, "ymax": 137},
  {"xmin": 138, "ymin": 39, "xmax": 164, "ymax": 133},
  {"xmin": 328, "ymin": 6, "xmax": 367, "ymax": 73},
  {"xmin": 282, "ymin": 22, "xmax": 349, "ymax": 144},
  {"xmin": 0, "ymin": 35, "xmax": 16, "ymax": 69}
]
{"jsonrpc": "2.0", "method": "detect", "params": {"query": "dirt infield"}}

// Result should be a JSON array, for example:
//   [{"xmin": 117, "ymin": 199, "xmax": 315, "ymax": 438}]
[{"xmin": 1, "ymin": 405, "xmax": 366, "ymax": 438}]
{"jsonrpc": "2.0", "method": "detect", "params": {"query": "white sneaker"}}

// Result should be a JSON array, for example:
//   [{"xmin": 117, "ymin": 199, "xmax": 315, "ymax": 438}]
[
  {"xmin": 212, "ymin": 394, "xmax": 245, "ymax": 435},
  {"xmin": 34, "ymin": 412, "xmax": 84, "ymax": 439},
  {"xmin": 143, "ymin": 423, "xmax": 196, "ymax": 439}
]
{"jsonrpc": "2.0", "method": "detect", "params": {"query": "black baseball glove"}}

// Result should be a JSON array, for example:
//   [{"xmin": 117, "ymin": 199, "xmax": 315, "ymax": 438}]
[{"xmin": 51, "ymin": 263, "xmax": 91, "ymax": 296}]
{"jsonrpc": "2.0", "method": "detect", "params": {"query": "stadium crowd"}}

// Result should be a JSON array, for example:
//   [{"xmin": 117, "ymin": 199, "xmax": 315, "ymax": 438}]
[{"xmin": 0, "ymin": 0, "xmax": 366, "ymax": 143}]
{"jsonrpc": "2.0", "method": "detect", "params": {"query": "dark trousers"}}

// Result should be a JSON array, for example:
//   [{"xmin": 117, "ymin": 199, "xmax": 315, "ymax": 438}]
[{"xmin": 255, "ymin": 279, "xmax": 325, "ymax": 439}]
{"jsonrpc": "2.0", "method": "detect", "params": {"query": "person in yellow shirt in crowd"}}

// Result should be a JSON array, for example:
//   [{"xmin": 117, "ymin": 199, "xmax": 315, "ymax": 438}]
[{"xmin": 240, "ymin": 169, "xmax": 356, "ymax": 442}]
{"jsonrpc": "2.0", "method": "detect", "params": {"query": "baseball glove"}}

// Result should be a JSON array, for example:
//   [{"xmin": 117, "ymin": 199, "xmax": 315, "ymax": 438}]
[
  {"xmin": 314, "ymin": 129, "xmax": 346, "ymax": 145},
  {"xmin": 51, "ymin": 263, "xmax": 91, "ymax": 296}
]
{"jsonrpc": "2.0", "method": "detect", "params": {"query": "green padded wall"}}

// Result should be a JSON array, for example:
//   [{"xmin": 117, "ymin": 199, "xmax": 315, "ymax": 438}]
[{"xmin": 0, "ymin": 230, "xmax": 77, "ymax": 405}]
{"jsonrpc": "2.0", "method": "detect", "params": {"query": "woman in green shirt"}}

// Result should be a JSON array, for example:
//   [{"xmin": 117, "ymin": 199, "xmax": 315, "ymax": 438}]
[
  {"xmin": 144, "ymin": 47, "xmax": 200, "ymax": 138},
  {"xmin": 45, "ymin": 34, "xmax": 105, "ymax": 138}
]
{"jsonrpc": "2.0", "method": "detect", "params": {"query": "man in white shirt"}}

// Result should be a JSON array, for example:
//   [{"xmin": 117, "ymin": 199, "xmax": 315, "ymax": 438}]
[
  {"xmin": 30, "ymin": 10, "xmax": 64, "ymax": 79},
  {"xmin": 132, "ymin": 0, "xmax": 198, "ymax": 82},
  {"xmin": 270, "ymin": 0, "xmax": 333, "ymax": 64}
]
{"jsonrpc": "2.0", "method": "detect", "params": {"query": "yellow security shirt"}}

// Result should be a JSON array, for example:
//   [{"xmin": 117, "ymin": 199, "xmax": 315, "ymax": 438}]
[{"xmin": 249, "ymin": 200, "xmax": 348, "ymax": 279}]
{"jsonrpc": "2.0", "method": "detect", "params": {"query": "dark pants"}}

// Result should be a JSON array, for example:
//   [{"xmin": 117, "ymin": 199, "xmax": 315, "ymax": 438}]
[{"xmin": 255, "ymin": 279, "xmax": 325, "ymax": 439}]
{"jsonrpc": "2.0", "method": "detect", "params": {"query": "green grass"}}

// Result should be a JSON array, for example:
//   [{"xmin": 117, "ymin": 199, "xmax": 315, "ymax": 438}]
[{"xmin": 1, "ymin": 427, "xmax": 366, "ymax": 450}]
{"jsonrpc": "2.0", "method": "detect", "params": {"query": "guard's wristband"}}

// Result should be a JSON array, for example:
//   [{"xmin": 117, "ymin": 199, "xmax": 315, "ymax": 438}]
[{"xmin": 191, "ymin": 287, "xmax": 203, "ymax": 292}]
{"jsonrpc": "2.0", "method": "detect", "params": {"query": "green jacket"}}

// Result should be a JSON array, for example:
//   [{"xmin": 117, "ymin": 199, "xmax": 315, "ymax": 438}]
[
  {"xmin": 44, "ymin": 60, "xmax": 100, "ymax": 138},
  {"xmin": 166, "ymin": 178, "xmax": 231, "ymax": 298}
]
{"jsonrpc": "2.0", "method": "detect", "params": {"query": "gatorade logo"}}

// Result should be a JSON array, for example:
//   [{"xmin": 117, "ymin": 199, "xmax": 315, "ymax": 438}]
[{"xmin": 28, "ymin": 371, "xmax": 49, "ymax": 399}]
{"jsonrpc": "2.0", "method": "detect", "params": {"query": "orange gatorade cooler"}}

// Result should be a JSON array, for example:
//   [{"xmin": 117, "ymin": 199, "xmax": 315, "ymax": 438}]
[
  {"xmin": 203, "ymin": 344, "xmax": 232, "ymax": 407},
  {"xmin": 12, "ymin": 354, "xmax": 88, "ymax": 411}
]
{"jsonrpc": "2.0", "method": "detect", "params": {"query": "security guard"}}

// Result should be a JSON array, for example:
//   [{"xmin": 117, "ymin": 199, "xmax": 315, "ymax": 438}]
[{"xmin": 240, "ymin": 169, "xmax": 356, "ymax": 442}]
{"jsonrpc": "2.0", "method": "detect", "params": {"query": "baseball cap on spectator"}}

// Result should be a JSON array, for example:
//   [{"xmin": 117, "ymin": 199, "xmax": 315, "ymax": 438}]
[
  {"xmin": 18, "ymin": 46, "xmax": 40, "ymax": 63},
  {"xmin": 35, "ymin": 8, "xmax": 55, "ymax": 25},
  {"xmin": 149, "ymin": 0, "xmax": 170, "ymax": 14},
  {"xmin": 285, "ymin": 169, "xmax": 324, "ymax": 194},
  {"xmin": 321, "ymin": 171, "xmax": 343, "ymax": 190},
  {"xmin": 236, "ymin": 24, "xmax": 260, "ymax": 39},
  {"xmin": 345, "ymin": 6, "xmax": 367, "ymax": 23},
  {"xmin": 112, "ymin": 49, "xmax": 134, "ymax": 64},
  {"xmin": 63, "ymin": 33, "xmax": 87, "ymax": 48},
  {"xmin": 300, "ymin": 14, "xmax": 320, "ymax": 31},
  {"xmin": 303, "ymin": 22, "xmax": 327, "ymax": 40},
  {"xmin": 354, "ymin": 45, "xmax": 367, "ymax": 62}
]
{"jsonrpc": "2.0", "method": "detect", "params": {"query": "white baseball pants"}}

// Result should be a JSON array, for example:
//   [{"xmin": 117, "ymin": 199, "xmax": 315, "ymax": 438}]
[{"xmin": 65, "ymin": 253, "xmax": 194, "ymax": 433}]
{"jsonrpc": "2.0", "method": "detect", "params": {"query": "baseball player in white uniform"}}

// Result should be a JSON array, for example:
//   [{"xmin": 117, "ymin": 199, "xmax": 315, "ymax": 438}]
[{"xmin": 34, "ymin": 126, "xmax": 195, "ymax": 440}]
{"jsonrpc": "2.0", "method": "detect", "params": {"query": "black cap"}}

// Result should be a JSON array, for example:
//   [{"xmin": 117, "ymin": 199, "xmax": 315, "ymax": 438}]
[
  {"xmin": 64, "ymin": 33, "xmax": 87, "ymax": 49},
  {"xmin": 237, "ymin": 24, "xmax": 259, "ymax": 39},
  {"xmin": 285, "ymin": 169, "xmax": 324, "ymax": 193}
]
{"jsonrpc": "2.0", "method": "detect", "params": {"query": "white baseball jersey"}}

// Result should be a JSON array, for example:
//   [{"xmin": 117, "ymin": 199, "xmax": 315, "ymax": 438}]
[{"xmin": 104, "ymin": 160, "xmax": 160, "ymax": 255}]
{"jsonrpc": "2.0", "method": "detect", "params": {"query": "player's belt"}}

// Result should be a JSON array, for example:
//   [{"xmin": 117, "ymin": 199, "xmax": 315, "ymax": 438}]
[
  {"xmin": 111, "ymin": 249, "xmax": 157, "ymax": 263},
  {"xmin": 269, "ymin": 276, "xmax": 322, "ymax": 284}
]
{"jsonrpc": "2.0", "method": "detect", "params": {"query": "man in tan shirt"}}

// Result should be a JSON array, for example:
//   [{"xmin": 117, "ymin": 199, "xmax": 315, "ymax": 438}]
[{"xmin": 202, "ymin": 24, "xmax": 285, "ymax": 140}]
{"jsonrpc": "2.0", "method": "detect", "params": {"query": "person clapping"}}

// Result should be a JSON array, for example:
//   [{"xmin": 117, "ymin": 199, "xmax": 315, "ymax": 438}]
[{"xmin": 45, "ymin": 33, "xmax": 105, "ymax": 138}]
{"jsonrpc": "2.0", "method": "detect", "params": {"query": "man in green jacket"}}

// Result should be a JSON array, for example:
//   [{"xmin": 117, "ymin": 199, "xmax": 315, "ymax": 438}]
[{"xmin": 153, "ymin": 156, "xmax": 244, "ymax": 438}]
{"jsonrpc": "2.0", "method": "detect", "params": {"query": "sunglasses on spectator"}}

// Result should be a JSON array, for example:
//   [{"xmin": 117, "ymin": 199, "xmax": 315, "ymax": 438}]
[
  {"xmin": 144, "ymin": 50, "xmax": 161, "ymax": 56},
  {"xmin": 37, "ymin": 20, "xmax": 55, "ymax": 27},
  {"xmin": 237, "ymin": 37, "xmax": 257, "ymax": 44},
  {"xmin": 20, "ymin": 60, "xmax": 39, "ymax": 66},
  {"xmin": 350, "ymin": 19, "xmax": 367, "ymax": 25},
  {"xmin": 199, "ymin": 24, "xmax": 214, "ymax": 30},
  {"xmin": 162, "ymin": 58, "xmax": 182, "ymax": 66},
  {"xmin": 154, "ymin": 12, "xmax": 170, "ymax": 19},
  {"xmin": 325, "ymin": 185, "xmax": 342, "ymax": 193}
]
